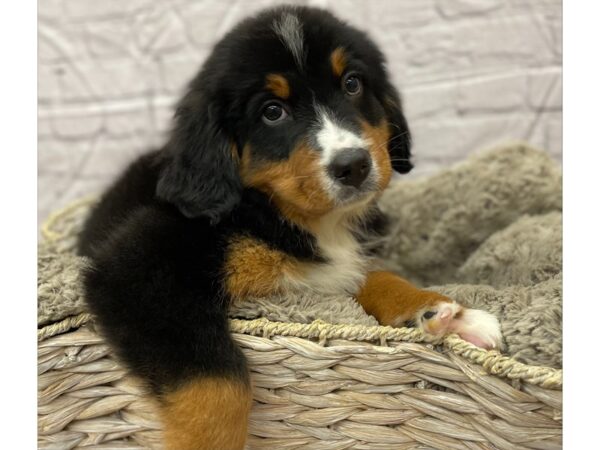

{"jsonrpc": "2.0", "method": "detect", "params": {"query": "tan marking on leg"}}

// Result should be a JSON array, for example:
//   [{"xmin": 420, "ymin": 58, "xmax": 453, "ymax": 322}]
[
  {"xmin": 224, "ymin": 236, "xmax": 301, "ymax": 299},
  {"xmin": 356, "ymin": 271, "xmax": 450, "ymax": 326},
  {"xmin": 265, "ymin": 73, "xmax": 290, "ymax": 99},
  {"xmin": 240, "ymin": 142, "xmax": 333, "ymax": 229},
  {"xmin": 330, "ymin": 47, "xmax": 348, "ymax": 78},
  {"xmin": 361, "ymin": 120, "xmax": 393, "ymax": 191},
  {"xmin": 161, "ymin": 377, "xmax": 252, "ymax": 450}
]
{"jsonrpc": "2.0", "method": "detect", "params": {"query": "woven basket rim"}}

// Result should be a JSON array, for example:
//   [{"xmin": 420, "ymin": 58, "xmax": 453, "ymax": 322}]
[
  {"xmin": 38, "ymin": 312, "xmax": 562, "ymax": 389},
  {"xmin": 41, "ymin": 195, "xmax": 97, "ymax": 243}
]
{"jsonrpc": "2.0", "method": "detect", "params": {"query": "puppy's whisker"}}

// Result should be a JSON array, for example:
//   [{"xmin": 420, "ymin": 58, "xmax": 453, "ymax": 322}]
[{"xmin": 368, "ymin": 133, "xmax": 409, "ymax": 153}]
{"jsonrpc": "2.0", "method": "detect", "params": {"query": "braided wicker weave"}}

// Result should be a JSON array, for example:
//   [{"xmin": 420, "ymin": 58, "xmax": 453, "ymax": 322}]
[{"xmin": 38, "ymin": 200, "xmax": 562, "ymax": 450}]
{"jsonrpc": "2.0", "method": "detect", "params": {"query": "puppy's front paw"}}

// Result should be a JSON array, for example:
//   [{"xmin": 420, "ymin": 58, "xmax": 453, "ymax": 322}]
[
  {"xmin": 418, "ymin": 302, "xmax": 503, "ymax": 350},
  {"xmin": 449, "ymin": 307, "xmax": 504, "ymax": 350}
]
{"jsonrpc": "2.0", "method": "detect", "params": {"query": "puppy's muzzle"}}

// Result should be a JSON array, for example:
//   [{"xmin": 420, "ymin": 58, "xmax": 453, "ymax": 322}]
[{"xmin": 328, "ymin": 148, "xmax": 371, "ymax": 188}]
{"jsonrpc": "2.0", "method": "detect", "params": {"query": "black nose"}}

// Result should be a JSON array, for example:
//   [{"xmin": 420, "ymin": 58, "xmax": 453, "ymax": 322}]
[{"xmin": 328, "ymin": 148, "xmax": 371, "ymax": 188}]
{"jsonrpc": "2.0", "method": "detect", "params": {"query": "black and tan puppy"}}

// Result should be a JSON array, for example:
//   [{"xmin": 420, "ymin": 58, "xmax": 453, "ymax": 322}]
[{"xmin": 78, "ymin": 6, "xmax": 502, "ymax": 449}]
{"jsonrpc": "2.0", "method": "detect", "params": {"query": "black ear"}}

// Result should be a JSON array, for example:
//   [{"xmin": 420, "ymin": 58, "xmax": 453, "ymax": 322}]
[
  {"xmin": 381, "ymin": 85, "xmax": 413, "ymax": 174},
  {"xmin": 156, "ymin": 91, "xmax": 242, "ymax": 224}
]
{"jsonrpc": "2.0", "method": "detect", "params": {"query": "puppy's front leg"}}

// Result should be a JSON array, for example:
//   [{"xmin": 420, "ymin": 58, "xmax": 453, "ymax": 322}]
[{"xmin": 356, "ymin": 271, "xmax": 503, "ymax": 350}]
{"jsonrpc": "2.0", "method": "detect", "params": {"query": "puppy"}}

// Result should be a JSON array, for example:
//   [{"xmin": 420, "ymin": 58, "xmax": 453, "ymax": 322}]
[{"xmin": 78, "ymin": 6, "xmax": 502, "ymax": 449}]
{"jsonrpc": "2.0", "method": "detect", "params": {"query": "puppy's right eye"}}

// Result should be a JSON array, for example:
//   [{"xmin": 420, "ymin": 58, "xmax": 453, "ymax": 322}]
[
  {"xmin": 262, "ymin": 102, "xmax": 288, "ymax": 124},
  {"xmin": 343, "ymin": 73, "xmax": 362, "ymax": 96}
]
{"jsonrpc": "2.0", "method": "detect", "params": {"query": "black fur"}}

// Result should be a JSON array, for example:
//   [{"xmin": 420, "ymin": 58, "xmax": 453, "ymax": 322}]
[
  {"xmin": 381, "ymin": 85, "xmax": 414, "ymax": 173},
  {"xmin": 156, "ymin": 91, "xmax": 242, "ymax": 224},
  {"xmin": 79, "ymin": 5, "xmax": 412, "ymax": 396}
]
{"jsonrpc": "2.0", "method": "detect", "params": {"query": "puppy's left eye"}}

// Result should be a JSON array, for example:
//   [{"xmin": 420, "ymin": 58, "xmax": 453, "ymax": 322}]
[
  {"xmin": 343, "ymin": 74, "xmax": 362, "ymax": 96},
  {"xmin": 262, "ymin": 101, "xmax": 288, "ymax": 124}
]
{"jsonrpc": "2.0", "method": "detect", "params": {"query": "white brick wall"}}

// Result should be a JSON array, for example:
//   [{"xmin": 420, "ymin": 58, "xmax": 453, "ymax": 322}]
[{"xmin": 38, "ymin": 0, "xmax": 562, "ymax": 222}]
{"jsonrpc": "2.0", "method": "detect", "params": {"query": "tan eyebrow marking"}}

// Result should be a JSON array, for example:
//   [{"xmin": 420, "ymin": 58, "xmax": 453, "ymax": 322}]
[
  {"xmin": 265, "ymin": 73, "xmax": 291, "ymax": 99},
  {"xmin": 330, "ymin": 47, "xmax": 348, "ymax": 78}
]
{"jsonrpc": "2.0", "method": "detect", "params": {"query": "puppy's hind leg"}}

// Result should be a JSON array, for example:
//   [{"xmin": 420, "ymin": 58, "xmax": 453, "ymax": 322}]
[{"xmin": 160, "ymin": 376, "xmax": 253, "ymax": 450}]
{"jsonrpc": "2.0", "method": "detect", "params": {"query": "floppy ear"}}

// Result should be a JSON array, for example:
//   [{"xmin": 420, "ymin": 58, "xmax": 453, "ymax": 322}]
[
  {"xmin": 156, "ymin": 91, "xmax": 242, "ymax": 224},
  {"xmin": 381, "ymin": 84, "xmax": 413, "ymax": 174}
]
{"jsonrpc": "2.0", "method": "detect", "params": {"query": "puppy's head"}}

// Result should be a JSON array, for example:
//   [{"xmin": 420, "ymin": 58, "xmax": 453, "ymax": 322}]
[{"xmin": 157, "ymin": 6, "xmax": 412, "ymax": 225}]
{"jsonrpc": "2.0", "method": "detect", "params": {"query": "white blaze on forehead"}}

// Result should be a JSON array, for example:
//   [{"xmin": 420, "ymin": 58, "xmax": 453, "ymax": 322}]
[
  {"xmin": 315, "ymin": 109, "xmax": 368, "ymax": 165},
  {"xmin": 272, "ymin": 12, "xmax": 305, "ymax": 71}
]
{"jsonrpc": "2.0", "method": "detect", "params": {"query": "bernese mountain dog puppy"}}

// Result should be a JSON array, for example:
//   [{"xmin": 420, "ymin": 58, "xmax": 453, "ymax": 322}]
[{"xmin": 78, "ymin": 6, "xmax": 503, "ymax": 449}]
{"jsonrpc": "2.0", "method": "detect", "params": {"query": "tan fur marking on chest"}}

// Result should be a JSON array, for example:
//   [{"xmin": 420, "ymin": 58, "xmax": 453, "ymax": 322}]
[{"xmin": 224, "ymin": 236, "xmax": 300, "ymax": 299}]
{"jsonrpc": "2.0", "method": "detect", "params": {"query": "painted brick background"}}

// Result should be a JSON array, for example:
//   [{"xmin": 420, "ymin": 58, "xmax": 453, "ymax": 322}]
[{"xmin": 38, "ymin": 0, "xmax": 562, "ymax": 223}]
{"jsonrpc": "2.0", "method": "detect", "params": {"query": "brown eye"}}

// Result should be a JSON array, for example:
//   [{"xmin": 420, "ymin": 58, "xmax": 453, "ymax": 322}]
[
  {"xmin": 262, "ymin": 102, "xmax": 288, "ymax": 124},
  {"xmin": 343, "ymin": 74, "xmax": 362, "ymax": 96}
]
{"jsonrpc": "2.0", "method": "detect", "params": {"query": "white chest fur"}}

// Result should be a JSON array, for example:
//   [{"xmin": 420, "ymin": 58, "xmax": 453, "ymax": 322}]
[{"xmin": 284, "ymin": 212, "xmax": 369, "ymax": 296}]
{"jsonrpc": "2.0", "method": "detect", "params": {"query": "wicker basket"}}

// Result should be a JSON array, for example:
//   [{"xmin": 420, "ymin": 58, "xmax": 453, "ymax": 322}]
[{"xmin": 38, "ymin": 201, "xmax": 562, "ymax": 450}]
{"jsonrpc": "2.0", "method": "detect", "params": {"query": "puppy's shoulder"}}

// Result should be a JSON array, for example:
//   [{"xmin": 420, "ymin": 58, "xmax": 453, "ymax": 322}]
[
  {"xmin": 89, "ymin": 203, "xmax": 225, "ymax": 281},
  {"xmin": 78, "ymin": 150, "xmax": 164, "ymax": 257}
]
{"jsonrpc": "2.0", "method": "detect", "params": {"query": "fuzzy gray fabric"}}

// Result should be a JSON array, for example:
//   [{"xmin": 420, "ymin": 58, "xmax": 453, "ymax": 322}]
[
  {"xmin": 38, "ymin": 142, "xmax": 562, "ymax": 368},
  {"xmin": 379, "ymin": 143, "xmax": 562, "ymax": 286}
]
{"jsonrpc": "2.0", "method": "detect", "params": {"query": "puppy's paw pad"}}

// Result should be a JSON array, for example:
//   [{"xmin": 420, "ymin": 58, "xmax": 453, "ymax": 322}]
[
  {"xmin": 420, "ymin": 301, "xmax": 461, "ymax": 337},
  {"xmin": 449, "ymin": 308, "xmax": 504, "ymax": 350}
]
